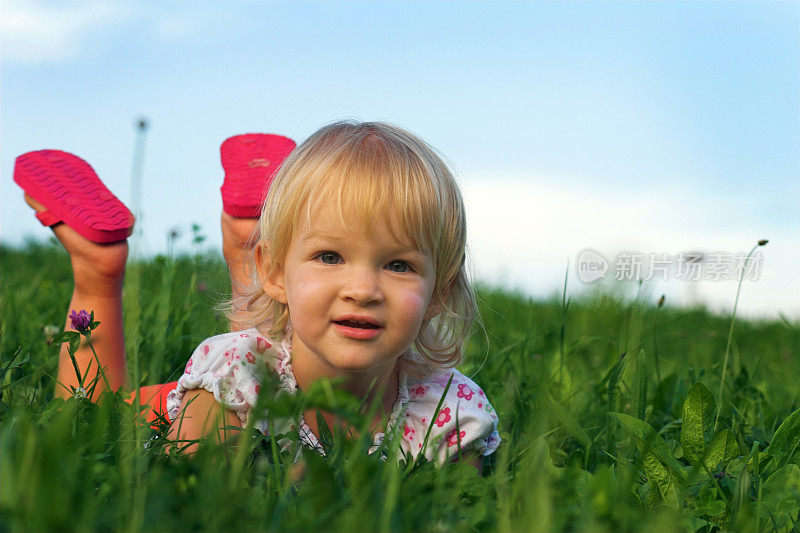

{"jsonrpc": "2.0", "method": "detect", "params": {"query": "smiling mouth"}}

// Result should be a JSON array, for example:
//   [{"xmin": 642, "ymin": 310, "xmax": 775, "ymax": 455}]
[{"xmin": 334, "ymin": 319, "xmax": 381, "ymax": 329}]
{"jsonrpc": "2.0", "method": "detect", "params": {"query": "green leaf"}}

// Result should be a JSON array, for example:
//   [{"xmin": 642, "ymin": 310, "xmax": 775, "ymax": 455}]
[
  {"xmin": 606, "ymin": 353, "xmax": 628, "ymax": 456},
  {"xmin": 607, "ymin": 354, "xmax": 628, "ymax": 414},
  {"xmin": 632, "ymin": 348, "xmax": 647, "ymax": 420},
  {"xmin": 414, "ymin": 372, "xmax": 454, "ymax": 469},
  {"xmin": 764, "ymin": 407, "xmax": 800, "ymax": 472},
  {"xmin": 680, "ymin": 382, "xmax": 715, "ymax": 463},
  {"xmin": 762, "ymin": 464, "xmax": 800, "ymax": 523},
  {"xmin": 703, "ymin": 429, "xmax": 739, "ymax": 471},
  {"xmin": 546, "ymin": 393, "xmax": 591, "ymax": 448},
  {"xmin": 315, "ymin": 411, "xmax": 334, "ymax": 453},
  {"xmin": 642, "ymin": 451, "xmax": 679, "ymax": 508},
  {"xmin": 610, "ymin": 412, "xmax": 686, "ymax": 483},
  {"xmin": 52, "ymin": 330, "xmax": 80, "ymax": 347}
]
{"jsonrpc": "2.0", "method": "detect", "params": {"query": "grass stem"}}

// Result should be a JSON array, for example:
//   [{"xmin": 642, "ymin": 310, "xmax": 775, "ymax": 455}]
[{"xmin": 714, "ymin": 240, "xmax": 767, "ymax": 432}]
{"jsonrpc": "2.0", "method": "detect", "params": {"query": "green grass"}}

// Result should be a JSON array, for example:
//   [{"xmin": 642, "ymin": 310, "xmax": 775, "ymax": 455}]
[{"xmin": 2, "ymin": 240, "xmax": 799, "ymax": 532}]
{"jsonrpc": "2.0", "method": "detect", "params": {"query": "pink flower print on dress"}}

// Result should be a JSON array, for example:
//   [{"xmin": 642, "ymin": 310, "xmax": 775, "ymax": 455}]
[
  {"xmin": 203, "ymin": 344, "xmax": 210, "ymax": 358},
  {"xmin": 240, "ymin": 333, "xmax": 250, "ymax": 338},
  {"xmin": 256, "ymin": 337, "xmax": 271, "ymax": 354},
  {"xmin": 446, "ymin": 429, "xmax": 466, "ymax": 448},
  {"xmin": 478, "ymin": 389, "xmax": 485, "ymax": 397},
  {"xmin": 224, "ymin": 351, "xmax": 234, "ymax": 364},
  {"xmin": 184, "ymin": 359, "xmax": 193, "ymax": 374},
  {"xmin": 435, "ymin": 407, "xmax": 451, "ymax": 428},
  {"xmin": 245, "ymin": 351, "xmax": 256, "ymax": 364},
  {"xmin": 457, "ymin": 383, "xmax": 474, "ymax": 401},
  {"xmin": 409, "ymin": 385, "xmax": 429, "ymax": 399},
  {"xmin": 254, "ymin": 384, "xmax": 261, "ymax": 395},
  {"xmin": 403, "ymin": 424, "xmax": 416, "ymax": 442}
]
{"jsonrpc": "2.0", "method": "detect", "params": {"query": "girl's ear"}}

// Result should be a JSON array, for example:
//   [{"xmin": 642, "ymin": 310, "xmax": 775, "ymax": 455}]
[{"xmin": 255, "ymin": 241, "xmax": 288, "ymax": 304}]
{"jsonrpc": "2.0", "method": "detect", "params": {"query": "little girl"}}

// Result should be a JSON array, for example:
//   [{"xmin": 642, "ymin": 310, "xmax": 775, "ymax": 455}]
[{"xmin": 14, "ymin": 121, "xmax": 500, "ymax": 465}]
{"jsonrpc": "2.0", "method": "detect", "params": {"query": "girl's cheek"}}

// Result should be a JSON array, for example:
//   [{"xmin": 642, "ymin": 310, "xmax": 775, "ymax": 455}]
[
  {"xmin": 401, "ymin": 292, "xmax": 428, "ymax": 320},
  {"xmin": 288, "ymin": 267, "xmax": 330, "ymax": 299}
]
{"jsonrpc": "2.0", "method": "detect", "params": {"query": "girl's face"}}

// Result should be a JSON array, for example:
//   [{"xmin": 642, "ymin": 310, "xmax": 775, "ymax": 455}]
[{"xmin": 265, "ymin": 202, "xmax": 440, "ymax": 374}]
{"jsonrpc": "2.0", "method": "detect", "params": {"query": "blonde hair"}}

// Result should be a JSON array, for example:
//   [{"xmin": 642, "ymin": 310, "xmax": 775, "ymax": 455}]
[{"xmin": 230, "ymin": 120, "xmax": 476, "ymax": 372}]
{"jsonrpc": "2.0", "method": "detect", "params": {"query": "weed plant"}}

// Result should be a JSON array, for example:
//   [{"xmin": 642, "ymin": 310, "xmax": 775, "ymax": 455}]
[{"xmin": 1, "ymin": 241, "xmax": 799, "ymax": 532}]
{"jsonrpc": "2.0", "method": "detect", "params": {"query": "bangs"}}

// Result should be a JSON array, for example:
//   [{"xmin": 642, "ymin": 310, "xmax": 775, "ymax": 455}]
[{"xmin": 294, "ymin": 128, "xmax": 444, "ymax": 256}]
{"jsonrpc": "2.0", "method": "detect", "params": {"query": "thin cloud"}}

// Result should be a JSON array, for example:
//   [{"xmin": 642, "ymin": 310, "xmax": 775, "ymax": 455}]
[{"xmin": 0, "ymin": 0, "xmax": 132, "ymax": 64}]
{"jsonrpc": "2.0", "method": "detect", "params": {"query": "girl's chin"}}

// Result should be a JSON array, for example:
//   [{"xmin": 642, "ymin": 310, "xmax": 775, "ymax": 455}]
[
  {"xmin": 322, "ymin": 353, "xmax": 400, "ymax": 374},
  {"xmin": 295, "ymin": 337, "xmax": 402, "ymax": 374}
]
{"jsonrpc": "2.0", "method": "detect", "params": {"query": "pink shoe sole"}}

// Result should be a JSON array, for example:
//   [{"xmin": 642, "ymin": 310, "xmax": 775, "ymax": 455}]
[
  {"xmin": 220, "ymin": 133, "xmax": 296, "ymax": 218},
  {"xmin": 14, "ymin": 150, "xmax": 134, "ymax": 243}
]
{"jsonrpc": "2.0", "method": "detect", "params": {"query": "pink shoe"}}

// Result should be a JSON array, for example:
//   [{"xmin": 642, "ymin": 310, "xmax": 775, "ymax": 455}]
[
  {"xmin": 220, "ymin": 133, "xmax": 296, "ymax": 218},
  {"xmin": 14, "ymin": 150, "xmax": 134, "ymax": 243}
]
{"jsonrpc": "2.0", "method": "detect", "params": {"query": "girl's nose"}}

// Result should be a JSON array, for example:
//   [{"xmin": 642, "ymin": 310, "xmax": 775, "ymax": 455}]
[{"xmin": 341, "ymin": 268, "xmax": 384, "ymax": 305}]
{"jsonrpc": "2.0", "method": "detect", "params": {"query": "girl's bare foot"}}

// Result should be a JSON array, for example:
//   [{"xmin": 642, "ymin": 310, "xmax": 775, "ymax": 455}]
[
  {"xmin": 25, "ymin": 193, "xmax": 130, "ymax": 397},
  {"xmin": 221, "ymin": 212, "xmax": 259, "ymax": 331},
  {"xmin": 221, "ymin": 211, "xmax": 259, "ymax": 254},
  {"xmin": 25, "ymin": 194, "xmax": 127, "ymax": 294}
]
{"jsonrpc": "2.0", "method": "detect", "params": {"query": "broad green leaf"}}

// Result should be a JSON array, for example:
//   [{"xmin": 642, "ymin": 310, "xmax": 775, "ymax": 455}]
[
  {"xmin": 762, "ymin": 464, "xmax": 800, "ymax": 524},
  {"xmin": 544, "ymin": 348, "xmax": 575, "ymax": 400},
  {"xmin": 546, "ymin": 394, "xmax": 591, "ymax": 447},
  {"xmin": 607, "ymin": 354, "xmax": 628, "ymax": 414},
  {"xmin": 642, "ymin": 451, "xmax": 679, "ymax": 508},
  {"xmin": 680, "ymin": 382, "xmax": 715, "ymax": 463},
  {"xmin": 764, "ymin": 407, "xmax": 800, "ymax": 472},
  {"xmin": 52, "ymin": 330, "xmax": 79, "ymax": 345},
  {"xmin": 606, "ymin": 354, "xmax": 628, "ymax": 456},
  {"xmin": 703, "ymin": 429, "xmax": 739, "ymax": 471},
  {"xmin": 610, "ymin": 412, "xmax": 686, "ymax": 483}
]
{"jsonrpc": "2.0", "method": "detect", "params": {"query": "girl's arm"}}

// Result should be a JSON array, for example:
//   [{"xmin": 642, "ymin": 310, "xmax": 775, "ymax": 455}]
[{"xmin": 166, "ymin": 389, "xmax": 242, "ymax": 454}]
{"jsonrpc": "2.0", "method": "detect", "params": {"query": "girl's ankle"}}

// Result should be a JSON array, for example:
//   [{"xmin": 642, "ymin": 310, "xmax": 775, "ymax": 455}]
[{"xmin": 70, "ymin": 241, "xmax": 128, "ymax": 292}]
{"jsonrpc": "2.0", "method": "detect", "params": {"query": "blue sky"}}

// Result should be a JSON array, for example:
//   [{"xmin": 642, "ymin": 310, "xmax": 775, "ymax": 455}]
[{"xmin": 2, "ymin": 1, "xmax": 798, "ymax": 318}]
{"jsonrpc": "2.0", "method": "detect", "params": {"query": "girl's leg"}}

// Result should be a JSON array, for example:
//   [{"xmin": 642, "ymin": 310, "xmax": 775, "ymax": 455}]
[
  {"xmin": 25, "ymin": 194, "xmax": 129, "ymax": 400},
  {"xmin": 220, "ymin": 212, "xmax": 259, "ymax": 332},
  {"xmin": 218, "ymin": 133, "xmax": 296, "ymax": 332}
]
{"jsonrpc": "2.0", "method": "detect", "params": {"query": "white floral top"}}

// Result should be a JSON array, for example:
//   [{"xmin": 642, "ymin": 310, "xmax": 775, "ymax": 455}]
[{"xmin": 166, "ymin": 328, "xmax": 501, "ymax": 463}]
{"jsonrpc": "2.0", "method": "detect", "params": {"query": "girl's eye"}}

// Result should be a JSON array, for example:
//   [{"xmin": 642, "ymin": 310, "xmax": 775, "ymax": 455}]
[
  {"xmin": 387, "ymin": 260, "xmax": 411, "ymax": 273},
  {"xmin": 318, "ymin": 252, "xmax": 341, "ymax": 264}
]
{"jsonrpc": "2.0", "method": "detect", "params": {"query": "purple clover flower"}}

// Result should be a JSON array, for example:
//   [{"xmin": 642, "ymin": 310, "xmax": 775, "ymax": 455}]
[{"xmin": 69, "ymin": 309, "xmax": 92, "ymax": 333}]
